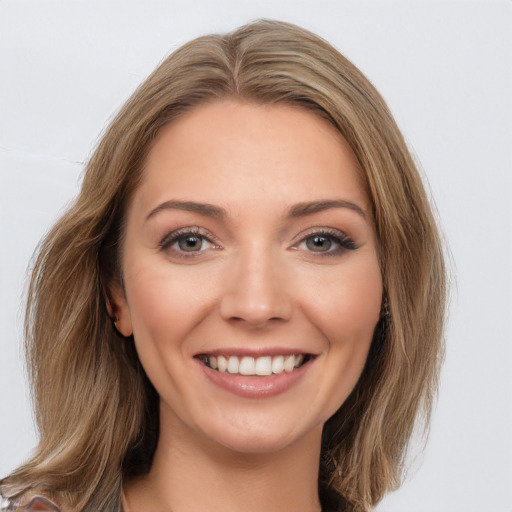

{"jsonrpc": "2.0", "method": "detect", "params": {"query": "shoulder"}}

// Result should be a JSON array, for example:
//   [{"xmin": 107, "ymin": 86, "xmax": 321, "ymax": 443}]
[{"xmin": 1, "ymin": 495, "xmax": 61, "ymax": 512}]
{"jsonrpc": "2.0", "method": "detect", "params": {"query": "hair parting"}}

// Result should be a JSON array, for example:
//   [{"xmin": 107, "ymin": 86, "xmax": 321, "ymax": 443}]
[{"xmin": 1, "ymin": 20, "xmax": 446, "ymax": 512}]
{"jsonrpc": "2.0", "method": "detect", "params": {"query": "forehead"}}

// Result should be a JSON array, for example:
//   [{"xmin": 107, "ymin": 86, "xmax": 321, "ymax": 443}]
[{"xmin": 133, "ymin": 100, "xmax": 370, "ymax": 218}]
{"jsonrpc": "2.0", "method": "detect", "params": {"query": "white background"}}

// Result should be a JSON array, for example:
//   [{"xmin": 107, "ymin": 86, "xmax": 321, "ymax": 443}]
[{"xmin": 1, "ymin": 1, "xmax": 511, "ymax": 511}]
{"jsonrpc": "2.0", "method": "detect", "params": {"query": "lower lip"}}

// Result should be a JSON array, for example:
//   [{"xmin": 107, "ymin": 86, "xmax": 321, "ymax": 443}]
[{"xmin": 197, "ymin": 359, "xmax": 313, "ymax": 398}]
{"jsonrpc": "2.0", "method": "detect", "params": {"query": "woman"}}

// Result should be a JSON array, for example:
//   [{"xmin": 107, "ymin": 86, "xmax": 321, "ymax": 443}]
[{"xmin": 0, "ymin": 19, "xmax": 446, "ymax": 512}]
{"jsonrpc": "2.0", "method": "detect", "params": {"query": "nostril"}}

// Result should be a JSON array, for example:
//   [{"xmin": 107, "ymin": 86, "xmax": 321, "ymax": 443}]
[
  {"xmin": 218, "ymin": 261, "xmax": 293, "ymax": 325},
  {"xmin": 227, "ymin": 315, "xmax": 288, "ymax": 329}
]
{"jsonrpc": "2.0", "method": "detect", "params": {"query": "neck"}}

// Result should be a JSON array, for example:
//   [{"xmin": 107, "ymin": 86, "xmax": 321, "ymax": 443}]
[{"xmin": 124, "ymin": 409, "xmax": 323, "ymax": 512}]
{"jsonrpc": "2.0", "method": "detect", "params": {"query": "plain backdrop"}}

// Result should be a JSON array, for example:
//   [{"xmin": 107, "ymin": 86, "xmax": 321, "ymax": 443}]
[{"xmin": 1, "ymin": 1, "xmax": 511, "ymax": 511}]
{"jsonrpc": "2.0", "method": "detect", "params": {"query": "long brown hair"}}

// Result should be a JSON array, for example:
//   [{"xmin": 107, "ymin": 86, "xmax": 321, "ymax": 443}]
[{"xmin": 1, "ymin": 20, "xmax": 446, "ymax": 512}]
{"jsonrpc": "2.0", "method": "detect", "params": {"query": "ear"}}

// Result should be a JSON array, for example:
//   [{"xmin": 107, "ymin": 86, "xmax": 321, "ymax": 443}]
[{"xmin": 105, "ymin": 277, "xmax": 133, "ymax": 338}]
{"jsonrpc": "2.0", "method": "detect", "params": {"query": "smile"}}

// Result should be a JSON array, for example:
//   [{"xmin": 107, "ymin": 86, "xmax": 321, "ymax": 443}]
[{"xmin": 196, "ymin": 354, "xmax": 312, "ymax": 376}]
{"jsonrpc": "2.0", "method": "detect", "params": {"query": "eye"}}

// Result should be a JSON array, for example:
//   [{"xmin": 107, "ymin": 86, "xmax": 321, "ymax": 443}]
[
  {"xmin": 176, "ymin": 234, "xmax": 207, "ymax": 252},
  {"xmin": 294, "ymin": 228, "xmax": 357, "ymax": 256},
  {"xmin": 305, "ymin": 235, "xmax": 334, "ymax": 252},
  {"xmin": 159, "ymin": 228, "xmax": 219, "ymax": 257}
]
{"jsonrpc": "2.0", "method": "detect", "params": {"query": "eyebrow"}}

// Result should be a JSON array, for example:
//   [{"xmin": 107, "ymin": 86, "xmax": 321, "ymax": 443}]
[
  {"xmin": 287, "ymin": 200, "xmax": 366, "ymax": 219},
  {"xmin": 145, "ymin": 198, "xmax": 366, "ymax": 223},
  {"xmin": 145, "ymin": 200, "xmax": 226, "ymax": 222}
]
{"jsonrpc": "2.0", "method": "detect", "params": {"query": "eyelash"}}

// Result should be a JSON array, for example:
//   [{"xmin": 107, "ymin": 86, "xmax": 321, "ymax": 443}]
[
  {"xmin": 159, "ymin": 226, "xmax": 357, "ymax": 260},
  {"xmin": 159, "ymin": 227, "xmax": 219, "ymax": 258},
  {"xmin": 293, "ymin": 228, "xmax": 357, "ymax": 256}
]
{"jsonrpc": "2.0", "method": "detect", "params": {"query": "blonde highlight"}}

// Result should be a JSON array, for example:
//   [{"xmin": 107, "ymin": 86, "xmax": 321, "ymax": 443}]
[{"xmin": 1, "ymin": 20, "xmax": 447, "ymax": 512}]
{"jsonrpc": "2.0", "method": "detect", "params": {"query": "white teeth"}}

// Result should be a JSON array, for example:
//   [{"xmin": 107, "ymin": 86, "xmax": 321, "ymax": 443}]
[
  {"xmin": 239, "ymin": 356, "xmax": 255, "ymax": 375},
  {"xmin": 271, "ymin": 355, "xmax": 284, "ymax": 374},
  {"xmin": 202, "ymin": 353, "xmax": 308, "ymax": 376},
  {"xmin": 227, "ymin": 356, "xmax": 239, "ymax": 374},
  {"xmin": 217, "ymin": 355, "xmax": 228, "ymax": 373},
  {"xmin": 255, "ymin": 356, "xmax": 272, "ymax": 376},
  {"xmin": 283, "ymin": 354, "xmax": 296, "ymax": 373}
]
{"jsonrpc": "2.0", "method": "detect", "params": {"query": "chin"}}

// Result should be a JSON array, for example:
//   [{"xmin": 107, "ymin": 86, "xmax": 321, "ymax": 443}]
[
  {"xmin": 199, "ymin": 413, "xmax": 324, "ymax": 457},
  {"xmin": 214, "ymin": 431, "xmax": 304, "ymax": 456}
]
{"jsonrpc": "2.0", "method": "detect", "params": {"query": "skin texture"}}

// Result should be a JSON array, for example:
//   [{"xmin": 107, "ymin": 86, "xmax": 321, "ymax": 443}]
[{"xmin": 113, "ymin": 101, "xmax": 383, "ymax": 512}]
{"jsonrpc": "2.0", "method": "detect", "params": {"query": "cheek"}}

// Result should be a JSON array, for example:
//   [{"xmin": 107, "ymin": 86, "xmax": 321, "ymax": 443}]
[
  {"xmin": 123, "ymin": 261, "xmax": 216, "ymax": 349},
  {"xmin": 305, "ymin": 256, "xmax": 382, "ymax": 344},
  {"xmin": 126, "ymin": 274, "xmax": 174, "ymax": 338},
  {"xmin": 324, "ymin": 284, "xmax": 381, "ymax": 427},
  {"xmin": 122, "ymin": 265, "xmax": 206, "ymax": 399},
  {"xmin": 301, "ymin": 254, "xmax": 382, "ymax": 412}
]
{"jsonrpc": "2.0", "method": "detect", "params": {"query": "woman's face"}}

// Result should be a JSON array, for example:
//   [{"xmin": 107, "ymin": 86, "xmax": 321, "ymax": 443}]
[{"xmin": 113, "ymin": 101, "xmax": 382, "ymax": 454}]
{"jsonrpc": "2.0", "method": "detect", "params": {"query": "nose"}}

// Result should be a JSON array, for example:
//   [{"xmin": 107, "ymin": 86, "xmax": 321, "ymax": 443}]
[{"xmin": 219, "ymin": 245, "xmax": 293, "ymax": 328}]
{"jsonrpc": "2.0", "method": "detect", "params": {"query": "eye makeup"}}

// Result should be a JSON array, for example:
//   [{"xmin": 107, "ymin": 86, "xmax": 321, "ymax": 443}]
[
  {"xmin": 158, "ymin": 226, "xmax": 221, "ymax": 259},
  {"xmin": 291, "ymin": 227, "xmax": 358, "ymax": 257}
]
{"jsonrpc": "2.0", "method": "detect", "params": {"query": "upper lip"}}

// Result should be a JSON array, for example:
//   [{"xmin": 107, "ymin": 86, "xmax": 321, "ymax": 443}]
[{"xmin": 194, "ymin": 347, "xmax": 318, "ymax": 358}]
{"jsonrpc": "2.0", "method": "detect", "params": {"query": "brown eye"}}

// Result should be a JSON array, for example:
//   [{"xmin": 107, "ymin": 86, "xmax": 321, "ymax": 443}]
[
  {"xmin": 177, "ymin": 235, "xmax": 204, "ymax": 252},
  {"xmin": 159, "ymin": 228, "xmax": 220, "ymax": 259},
  {"xmin": 305, "ymin": 235, "xmax": 333, "ymax": 252},
  {"xmin": 294, "ymin": 229, "xmax": 357, "ymax": 257}
]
